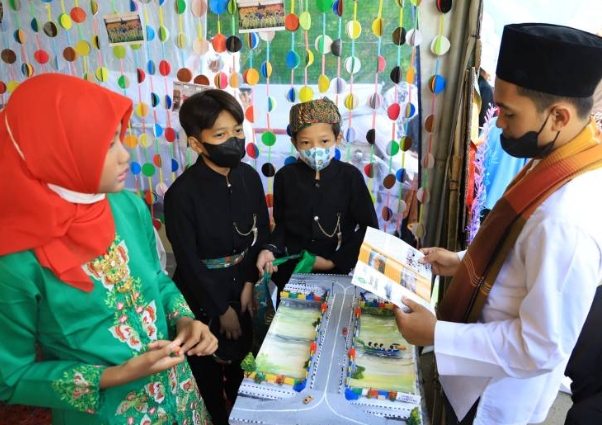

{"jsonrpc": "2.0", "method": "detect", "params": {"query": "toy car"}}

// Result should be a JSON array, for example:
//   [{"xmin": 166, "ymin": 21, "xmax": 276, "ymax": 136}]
[{"xmin": 303, "ymin": 395, "xmax": 314, "ymax": 404}]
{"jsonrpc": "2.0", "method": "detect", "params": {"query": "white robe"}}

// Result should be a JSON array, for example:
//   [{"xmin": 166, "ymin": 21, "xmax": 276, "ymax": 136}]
[{"xmin": 435, "ymin": 167, "xmax": 602, "ymax": 425}]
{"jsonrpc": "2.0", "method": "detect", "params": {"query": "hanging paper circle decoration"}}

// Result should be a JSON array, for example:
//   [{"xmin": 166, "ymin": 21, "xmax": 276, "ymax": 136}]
[
  {"xmin": 331, "ymin": 77, "xmax": 347, "ymax": 94},
  {"xmin": 334, "ymin": 148, "xmax": 342, "ymax": 161},
  {"xmin": 344, "ymin": 127, "xmax": 356, "ymax": 143},
  {"xmin": 142, "ymin": 163, "xmax": 156, "ymax": 177},
  {"xmin": 124, "ymin": 134, "xmax": 138, "ymax": 148},
  {"xmin": 424, "ymin": 114, "xmax": 436, "ymax": 132},
  {"xmin": 226, "ymin": 35, "xmax": 242, "ymax": 53},
  {"xmin": 21, "ymin": 63, "xmax": 34, "ymax": 78},
  {"xmin": 165, "ymin": 127, "xmax": 177, "ymax": 143},
  {"xmin": 346, "ymin": 21, "xmax": 362, "ymax": 40},
  {"xmin": 33, "ymin": 49, "xmax": 50, "ymax": 64},
  {"xmin": 258, "ymin": 31, "xmax": 275, "ymax": 42},
  {"xmin": 261, "ymin": 131, "xmax": 277, "ymax": 147},
  {"xmin": 146, "ymin": 26, "xmax": 156, "ymax": 41},
  {"xmin": 395, "ymin": 168, "xmax": 405, "ymax": 183},
  {"xmin": 429, "ymin": 74, "xmax": 447, "ymax": 94},
  {"xmin": 371, "ymin": 18, "xmax": 384, "ymax": 37},
  {"xmin": 212, "ymin": 33, "xmax": 227, "ymax": 53},
  {"xmin": 175, "ymin": 0, "xmax": 187, "ymax": 14},
  {"xmin": 193, "ymin": 37, "xmax": 210, "ymax": 55},
  {"xmin": 422, "ymin": 153, "xmax": 435, "ymax": 169},
  {"xmin": 437, "ymin": 0, "xmax": 453, "ymax": 13},
  {"xmin": 382, "ymin": 206, "xmax": 393, "ymax": 221},
  {"xmin": 62, "ymin": 47, "xmax": 77, "ymax": 62},
  {"xmin": 70, "ymin": 7, "xmax": 87, "ymax": 23},
  {"xmin": 171, "ymin": 158, "xmax": 179, "ymax": 172},
  {"xmin": 131, "ymin": 161, "xmax": 142, "ymax": 175},
  {"xmin": 176, "ymin": 33, "xmax": 188, "ymax": 48},
  {"xmin": 400, "ymin": 136, "xmax": 413, "ymax": 151},
  {"xmin": 147, "ymin": 60, "xmax": 156, "ymax": 75},
  {"xmin": 192, "ymin": 0, "xmax": 208, "ymax": 17},
  {"xmin": 410, "ymin": 0, "xmax": 422, "ymax": 6},
  {"xmin": 316, "ymin": 0, "xmax": 333, "ymax": 13},
  {"xmin": 31, "ymin": 18, "xmax": 40, "ymax": 32},
  {"xmin": 285, "ymin": 14, "xmax": 299, "ymax": 32},
  {"xmin": 209, "ymin": 0, "xmax": 228, "ymax": 14},
  {"xmin": 14, "ymin": 29, "xmax": 27, "ymax": 44},
  {"xmin": 158, "ymin": 26, "xmax": 170, "ymax": 42},
  {"xmin": 177, "ymin": 68, "xmax": 193, "ymax": 82},
  {"xmin": 386, "ymin": 140, "xmax": 400, "ymax": 156},
  {"xmin": 246, "ymin": 32, "xmax": 259, "ymax": 49},
  {"xmin": 159, "ymin": 60, "xmax": 171, "ymax": 76},
  {"xmin": 262, "ymin": 163, "xmax": 276, "ymax": 177},
  {"xmin": 365, "ymin": 129, "xmax": 376, "ymax": 145},
  {"xmin": 2, "ymin": 49, "xmax": 16, "ymax": 64},
  {"xmin": 151, "ymin": 93, "xmax": 161, "ymax": 108},
  {"xmin": 58, "ymin": 14, "xmax": 72, "ymax": 30},
  {"xmin": 6, "ymin": 81, "xmax": 19, "ymax": 93},
  {"xmin": 417, "ymin": 187, "xmax": 429, "ymax": 204},
  {"xmin": 299, "ymin": 86, "xmax": 314, "ymax": 102},
  {"xmin": 406, "ymin": 29, "xmax": 423, "ymax": 47},
  {"xmin": 267, "ymin": 96, "xmax": 277, "ymax": 113},
  {"xmin": 214, "ymin": 72, "xmax": 228, "ymax": 89},
  {"xmin": 315, "ymin": 35, "xmax": 333, "ymax": 55},
  {"xmin": 194, "ymin": 74, "xmax": 210, "ymax": 85},
  {"xmin": 392, "ymin": 27, "xmax": 406, "ymax": 46},
  {"xmin": 331, "ymin": 39, "xmax": 343, "ymax": 57},
  {"xmin": 137, "ymin": 68, "xmax": 146, "ymax": 83},
  {"xmin": 95, "ymin": 67, "xmax": 109, "ymax": 82},
  {"xmin": 284, "ymin": 155, "xmax": 297, "ymax": 166},
  {"xmin": 305, "ymin": 50, "xmax": 315, "ymax": 67},
  {"xmin": 90, "ymin": 0, "xmax": 99, "ymax": 15},
  {"xmin": 245, "ymin": 105, "xmax": 255, "ymax": 122},
  {"xmin": 431, "ymin": 35, "xmax": 451, "ymax": 56},
  {"xmin": 230, "ymin": 72, "xmax": 242, "ymax": 88},
  {"xmin": 246, "ymin": 143, "xmax": 260, "ymax": 158},
  {"xmin": 154, "ymin": 123, "xmax": 164, "ymax": 137},
  {"xmin": 388, "ymin": 103, "xmax": 401, "ymax": 120},
  {"xmin": 286, "ymin": 87, "xmax": 297, "ymax": 103},
  {"xmin": 406, "ymin": 66, "xmax": 416, "ymax": 84},
  {"xmin": 363, "ymin": 163, "xmax": 375, "ymax": 178},
  {"xmin": 383, "ymin": 174, "xmax": 397, "ymax": 189},
  {"xmin": 377, "ymin": 55, "xmax": 386, "ymax": 73},
  {"xmin": 318, "ymin": 74, "xmax": 330, "ymax": 93},
  {"xmin": 43, "ymin": 22, "xmax": 58, "ymax": 38},
  {"xmin": 136, "ymin": 102, "xmax": 150, "ymax": 118},
  {"xmin": 405, "ymin": 102, "xmax": 417, "ymax": 118},
  {"xmin": 153, "ymin": 154, "xmax": 163, "ymax": 167},
  {"xmin": 299, "ymin": 11, "xmax": 312, "ymax": 31},
  {"xmin": 265, "ymin": 193, "xmax": 274, "ymax": 208},
  {"xmin": 260, "ymin": 61, "xmax": 272, "ymax": 78},
  {"xmin": 243, "ymin": 68, "xmax": 260, "ymax": 85},
  {"xmin": 286, "ymin": 50, "xmax": 300, "ymax": 69},
  {"xmin": 156, "ymin": 182, "xmax": 169, "ymax": 198},
  {"xmin": 344, "ymin": 56, "xmax": 361, "ymax": 74},
  {"xmin": 139, "ymin": 133, "xmax": 151, "ymax": 148},
  {"xmin": 368, "ymin": 93, "xmax": 383, "ymax": 110},
  {"xmin": 113, "ymin": 45, "xmax": 127, "ymax": 59},
  {"xmin": 333, "ymin": 0, "xmax": 344, "ymax": 17}
]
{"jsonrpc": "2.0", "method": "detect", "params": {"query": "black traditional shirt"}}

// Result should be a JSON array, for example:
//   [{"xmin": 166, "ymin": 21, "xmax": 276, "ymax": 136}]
[
  {"xmin": 164, "ymin": 156, "xmax": 269, "ymax": 318},
  {"xmin": 269, "ymin": 159, "xmax": 378, "ymax": 283}
]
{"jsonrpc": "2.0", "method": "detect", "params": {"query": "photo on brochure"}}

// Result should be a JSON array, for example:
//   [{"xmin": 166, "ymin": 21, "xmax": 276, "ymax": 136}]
[
  {"xmin": 172, "ymin": 81, "xmax": 212, "ymax": 112},
  {"xmin": 351, "ymin": 227, "xmax": 433, "ymax": 312}
]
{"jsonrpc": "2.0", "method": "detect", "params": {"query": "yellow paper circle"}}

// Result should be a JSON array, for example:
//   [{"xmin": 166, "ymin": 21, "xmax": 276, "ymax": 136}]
[
  {"xmin": 318, "ymin": 74, "xmax": 330, "ymax": 93},
  {"xmin": 75, "ymin": 40, "xmax": 91, "ymax": 56},
  {"xmin": 244, "ymin": 68, "xmax": 260, "ymax": 86},
  {"xmin": 299, "ymin": 86, "xmax": 314, "ymax": 102},
  {"xmin": 346, "ymin": 21, "xmax": 362, "ymax": 40},
  {"xmin": 124, "ymin": 134, "xmax": 138, "ymax": 149},
  {"xmin": 7, "ymin": 80, "xmax": 20, "ymax": 93},
  {"xmin": 305, "ymin": 50, "xmax": 314, "ymax": 68},
  {"xmin": 299, "ymin": 11, "xmax": 312, "ymax": 31},
  {"xmin": 136, "ymin": 103, "xmax": 150, "ymax": 118},
  {"xmin": 176, "ymin": 33, "xmax": 188, "ymax": 49},
  {"xmin": 371, "ymin": 18, "xmax": 383, "ymax": 37},
  {"xmin": 95, "ymin": 66, "xmax": 109, "ymax": 82},
  {"xmin": 344, "ymin": 93, "xmax": 359, "ymax": 110},
  {"xmin": 431, "ymin": 35, "xmax": 451, "ymax": 56},
  {"xmin": 58, "ymin": 13, "xmax": 73, "ymax": 30},
  {"xmin": 139, "ymin": 133, "xmax": 151, "ymax": 148},
  {"xmin": 406, "ymin": 67, "xmax": 416, "ymax": 84},
  {"xmin": 193, "ymin": 37, "xmax": 209, "ymax": 55}
]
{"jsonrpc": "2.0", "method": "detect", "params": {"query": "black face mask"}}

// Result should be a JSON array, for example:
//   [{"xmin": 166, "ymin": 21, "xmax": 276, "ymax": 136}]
[
  {"xmin": 500, "ymin": 112, "xmax": 560, "ymax": 159},
  {"xmin": 202, "ymin": 137, "xmax": 246, "ymax": 168}
]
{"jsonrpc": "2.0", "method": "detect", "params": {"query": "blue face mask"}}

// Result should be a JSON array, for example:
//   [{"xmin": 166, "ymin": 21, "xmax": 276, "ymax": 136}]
[
  {"xmin": 298, "ymin": 146, "xmax": 336, "ymax": 171},
  {"xmin": 500, "ymin": 112, "xmax": 560, "ymax": 158}
]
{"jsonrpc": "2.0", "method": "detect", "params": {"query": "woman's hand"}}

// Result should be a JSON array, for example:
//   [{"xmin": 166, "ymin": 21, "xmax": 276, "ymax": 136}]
[
  {"xmin": 240, "ymin": 281, "xmax": 254, "ymax": 316},
  {"xmin": 420, "ymin": 247, "xmax": 461, "ymax": 276},
  {"xmin": 256, "ymin": 249, "xmax": 277, "ymax": 276},
  {"xmin": 100, "ymin": 340, "xmax": 184, "ymax": 389},
  {"xmin": 175, "ymin": 317, "xmax": 218, "ymax": 356},
  {"xmin": 219, "ymin": 306, "xmax": 242, "ymax": 340}
]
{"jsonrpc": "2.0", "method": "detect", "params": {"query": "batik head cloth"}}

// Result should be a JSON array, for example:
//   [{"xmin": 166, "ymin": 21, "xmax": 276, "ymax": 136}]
[{"xmin": 289, "ymin": 97, "xmax": 341, "ymax": 134}]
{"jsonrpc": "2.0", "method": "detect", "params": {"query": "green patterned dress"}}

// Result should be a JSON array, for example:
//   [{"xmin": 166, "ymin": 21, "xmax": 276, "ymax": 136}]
[{"xmin": 0, "ymin": 191, "xmax": 211, "ymax": 425}]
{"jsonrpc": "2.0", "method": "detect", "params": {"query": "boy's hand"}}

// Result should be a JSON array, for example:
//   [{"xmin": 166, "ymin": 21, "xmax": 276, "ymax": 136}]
[
  {"xmin": 393, "ymin": 298, "xmax": 436, "ymax": 346},
  {"xmin": 240, "ymin": 281, "xmax": 254, "ymax": 316},
  {"xmin": 313, "ymin": 255, "xmax": 335, "ymax": 271},
  {"xmin": 219, "ymin": 307, "xmax": 242, "ymax": 340},
  {"xmin": 256, "ymin": 249, "xmax": 277, "ymax": 276},
  {"xmin": 420, "ymin": 247, "xmax": 461, "ymax": 276}
]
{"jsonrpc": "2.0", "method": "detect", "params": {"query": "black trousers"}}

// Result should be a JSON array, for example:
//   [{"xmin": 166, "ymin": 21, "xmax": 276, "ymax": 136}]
[
  {"xmin": 564, "ymin": 285, "xmax": 602, "ymax": 425},
  {"xmin": 187, "ymin": 354, "xmax": 244, "ymax": 425},
  {"xmin": 443, "ymin": 394, "xmax": 478, "ymax": 425}
]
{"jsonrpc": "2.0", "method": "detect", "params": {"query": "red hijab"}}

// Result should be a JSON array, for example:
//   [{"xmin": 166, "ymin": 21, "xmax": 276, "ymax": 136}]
[{"xmin": 0, "ymin": 74, "xmax": 133, "ymax": 291}]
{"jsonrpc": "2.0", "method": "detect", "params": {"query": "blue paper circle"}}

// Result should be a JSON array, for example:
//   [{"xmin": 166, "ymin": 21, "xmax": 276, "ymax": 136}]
[
  {"xmin": 286, "ymin": 50, "xmax": 300, "ymax": 69},
  {"xmin": 344, "ymin": 127, "xmax": 356, "ymax": 143},
  {"xmin": 146, "ymin": 26, "xmax": 155, "ymax": 41},
  {"xmin": 131, "ymin": 161, "xmax": 142, "ymax": 175},
  {"xmin": 209, "ymin": 0, "xmax": 228, "ymax": 15},
  {"xmin": 396, "ymin": 168, "xmax": 406, "ymax": 182},
  {"xmin": 285, "ymin": 155, "xmax": 297, "ymax": 165},
  {"xmin": 147, "ymin": 60, "xmax": 156, "ymax": 75},
  {"xmin": 171, "ymin": 158, "xmax": 179, "ymax": 172},
  {"xmin": 154, "ymin": 123, "xmax": 163, "ymax": 137}
]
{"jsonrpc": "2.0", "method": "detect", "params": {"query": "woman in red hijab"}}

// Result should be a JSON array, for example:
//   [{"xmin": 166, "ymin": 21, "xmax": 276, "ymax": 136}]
[{"xmin": 0, "ymin": 74, "xmax": 217, "ymax": 425}]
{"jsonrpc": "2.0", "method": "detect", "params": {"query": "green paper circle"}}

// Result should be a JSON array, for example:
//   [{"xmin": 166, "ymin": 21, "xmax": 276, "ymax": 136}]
[{"xmin": 261, "ymin": 131, "xmax": 276, "ymax": 147}]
